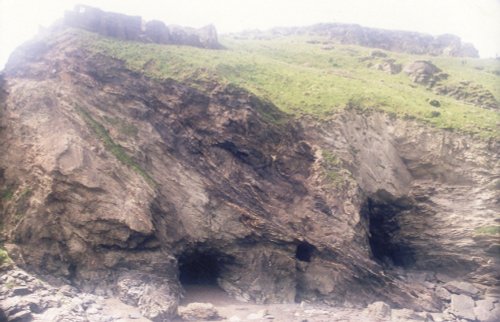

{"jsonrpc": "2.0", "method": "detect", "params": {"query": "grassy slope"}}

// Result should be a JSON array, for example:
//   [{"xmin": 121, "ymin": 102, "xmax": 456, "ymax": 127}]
[{"xmin": 77, "ymin": 30, "xmax": 499, "ymax": 138}]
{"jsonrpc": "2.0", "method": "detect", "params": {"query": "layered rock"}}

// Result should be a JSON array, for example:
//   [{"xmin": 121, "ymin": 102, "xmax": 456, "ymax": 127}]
[
  {"xmin": 303, "ymin": 109, "xmax": 499, "ymax": 286},
  {"xmin": 63, "ymin": 5, "xmax": 221, "ymax": 49}
]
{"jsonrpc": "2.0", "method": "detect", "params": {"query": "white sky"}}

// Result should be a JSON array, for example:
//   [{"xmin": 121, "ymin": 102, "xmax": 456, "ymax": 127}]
[{"xmin": 1, "ymin": 0, "xmax": 500, "ymax": 69}]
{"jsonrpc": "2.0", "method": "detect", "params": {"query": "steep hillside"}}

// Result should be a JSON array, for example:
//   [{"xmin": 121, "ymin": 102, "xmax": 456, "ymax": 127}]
[{"xmin": 0, "ymin": 8, "xmax": 499, "ymax": 322}]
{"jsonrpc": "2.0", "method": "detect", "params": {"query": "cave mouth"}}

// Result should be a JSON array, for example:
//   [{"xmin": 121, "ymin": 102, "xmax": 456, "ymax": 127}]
[
  {"xmin": 178, "ymin": 249, "xmax": 228, "ymax": 286},
  {"xmin": 295, "ymin": 241, "xmax": 316, "ymax": 262},
  {"xmin": 363, "ymin": 197, "xmax": 416, "ymax": 267}
]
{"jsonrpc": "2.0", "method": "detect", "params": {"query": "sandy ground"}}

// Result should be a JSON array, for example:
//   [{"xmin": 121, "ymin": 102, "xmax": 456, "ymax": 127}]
[{"xmin": 174, "ymin": 285, "xmax": 363, "ymax": 322}]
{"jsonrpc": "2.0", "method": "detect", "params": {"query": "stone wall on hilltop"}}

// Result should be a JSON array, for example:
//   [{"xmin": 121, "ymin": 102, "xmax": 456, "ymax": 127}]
[{"xmin": 63, "ymin": 5, "xmax": 222, "ymax": 49}]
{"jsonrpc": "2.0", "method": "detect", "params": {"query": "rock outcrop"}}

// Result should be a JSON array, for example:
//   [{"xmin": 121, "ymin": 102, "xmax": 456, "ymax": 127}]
[
  {"xmin": 63, "ymin": 5, "xmax": 221, "ymax": 49},
  {"xmin": 240, "ymin": 23, "xmax": 479, "ymax": 57},
  {"xmin": 404, "ymin": 61, "xmax": 499, "ymax": 109},
  {"xmin": 403, "ymin": 60, "xmax": 448, "ymax": 86}
]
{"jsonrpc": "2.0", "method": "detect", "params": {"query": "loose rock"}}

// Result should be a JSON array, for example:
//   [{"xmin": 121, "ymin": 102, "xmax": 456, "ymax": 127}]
[{"xmin": 178, "ymin": 302, "xmax": 221, "ymax": 321}]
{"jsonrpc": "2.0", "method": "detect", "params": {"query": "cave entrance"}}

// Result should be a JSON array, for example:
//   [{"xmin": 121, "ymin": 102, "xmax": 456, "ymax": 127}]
[
  {"xmin": 363, "ymin": 197, "xmax": 416, "ymax": 267},
  {"xmin": 295, "ymin": 241, "xmax": 316, "ymax": 262},
  {"xmin": 178, "ymin": 251, "xmax": 222, "ymax": 285},
  {"xmin": 177, "ymin": 249, "xmax": 238, "ymax": 305}
]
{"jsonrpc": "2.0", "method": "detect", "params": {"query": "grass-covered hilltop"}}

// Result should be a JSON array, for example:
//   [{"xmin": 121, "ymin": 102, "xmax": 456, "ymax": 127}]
[{"xmin": 76, "ymin": 29, "xmax": 500, "ymax": 138}]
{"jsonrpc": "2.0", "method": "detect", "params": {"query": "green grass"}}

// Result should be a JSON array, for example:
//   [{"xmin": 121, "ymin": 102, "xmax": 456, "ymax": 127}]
[
  {"xmin": 0, "ymin": 247, "xmax": 11, "ymax": 266},
  {"xmin": 76, "ymin": 106, "xmax": 156, "ymax": 186},
  {"xmin": 475, "ymin": 225, "xmax": 500, "ymax": 236},
  {"xmin": 1, "ymin": 185, "xmax": 16, "ymax": 201},
  {"xmin": 103, "ymin": 116, "xmax": 139, "ymax": 137},
  {"xmin": 321, "ymin": 150, "xmax": 351, "ymax": 188},
  {"xmin": 72, "ymin": 29, "xmax": 499, "ymax": 138}
]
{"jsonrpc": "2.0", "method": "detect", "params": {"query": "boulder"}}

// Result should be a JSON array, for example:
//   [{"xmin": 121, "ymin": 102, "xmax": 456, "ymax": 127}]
[
  {"xmin": 375, "ymin": 59, "xmax": 402, "ymax": 74},
  {"xmin": 443, "ymin": 281, "xmax": 480, "ymax": 298},
  {"xmin": 178, "ymin": 302, "xmax": 221, "ymax": 321},
  {"xmin": 403, "ymin": 61, "xmax": 447, "ymax": 86},
  {"xmin": 474, "ymin": 299, "xmax": 500, "ymax": 322},
  {"xmin": 449, "ymin": 294, "xmax": 475, "ymax": 321},
  {"xmin": 363, "ymin": 301, "xmax": 392, "ymax": 320},
  {"xmin": 435, "ymin": 286, "xmax": 451, "ymax": 301},
  {"xmin": 116, "ymin": 272, "xmax": 179, "ymax": 321}
]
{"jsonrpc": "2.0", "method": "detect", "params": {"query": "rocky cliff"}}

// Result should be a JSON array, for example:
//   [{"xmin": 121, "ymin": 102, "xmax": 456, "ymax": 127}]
[
  {"xmin": 0, "ymin": 10, "xmax": 499, "ymax": 322},
  {"xmin": 240, "ymin": 23, "xmax": 479, "ymax": 57}
]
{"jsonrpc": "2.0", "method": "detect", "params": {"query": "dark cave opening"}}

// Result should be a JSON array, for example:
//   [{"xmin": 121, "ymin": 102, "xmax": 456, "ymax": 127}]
[
  {"xmin": 295, "ymin": 241, "xmax": 316, "ymax": 262},
  {"xmin": 363, "ymin": 197, "xmax": 416, "ymax": 267},
  {"xmin": 178, "ymin": 249, "xmax": 227, "ymax": 286}
]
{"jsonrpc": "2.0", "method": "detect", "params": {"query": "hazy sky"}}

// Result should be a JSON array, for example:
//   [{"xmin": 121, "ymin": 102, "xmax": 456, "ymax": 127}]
[{"xmin": 1, "ymin": 0, "xmax": 500, "ymax": 68}]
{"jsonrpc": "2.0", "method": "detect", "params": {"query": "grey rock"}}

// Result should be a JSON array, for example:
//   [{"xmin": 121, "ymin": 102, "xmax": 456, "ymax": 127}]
[
  {"xmin": 435, "ymin": 286, "xmax": 451, "ymax": 301},
  {"xmin": 435, "ymin": 273, "xmax": 454, "ymax": 283},
  {"xmin": 449, "ymin": 294, "xmax": 475, "ymax": 321},
  {"xmin": 117, "ymin": 271, "xmax": 178, "ymax": 321},
  {"xmin": 128, "ymin": 312, "xmax": 142, "ymax": 319},
  {"xmin": 8, "ymin": 309, "xmax": 32, "ymax": 322},
  {"xmin": 391, "ymin": 308, "xmax": 427, "ymax": 321},
  {"xmin": 12, "ymin": 286, "xmax": 32, "ymax": 296},
  {"xmin": 474, "ymin": 299, "xmax": 500, "ymax": 322},
  {"xmin": 403, "ymin": 61, "xmax": 447, "ymax": 86},
  {"xmin": 444, "ymin": 281, "xmax": 480, "ymax": 297},
  {"xmin": 178, "ymin": 302, "xmax": 221, "ymax": 321},
  {"xmin": 364, "ymin": 301, "xmax": 392, "ymax": 320}
]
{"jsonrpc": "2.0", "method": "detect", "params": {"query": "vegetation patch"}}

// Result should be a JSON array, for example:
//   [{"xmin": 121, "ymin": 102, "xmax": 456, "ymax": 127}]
[
  {"xmin": 103, "ymin": 115, "xmax": 139, "ymax": 137},
  {"xmin": 475, "ymin": 225, "xmax": 500, "ymax": 236},
  {"xmin": 321, "ymin": 151, "xmax": 348, "ymax": 188},
  {"xmin": 1, "ymin": 185, "xmax": 16, "ymax": 201},
  {"xmin": 76, "ymin": 106, "xmax": 156, "ymax": 186},
  {"xmin": 0, "ymin": 247, "xmax": 11, "ymax": 266}
]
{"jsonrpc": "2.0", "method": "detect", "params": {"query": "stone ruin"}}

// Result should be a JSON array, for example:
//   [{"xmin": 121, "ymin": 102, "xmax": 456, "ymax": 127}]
[{"xmin": 63, "ymin": 5, "xmax": 222, "ymax": 49}]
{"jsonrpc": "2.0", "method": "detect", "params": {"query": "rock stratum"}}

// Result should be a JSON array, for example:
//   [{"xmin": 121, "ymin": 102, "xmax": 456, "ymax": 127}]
[{"xmin": 0, "ymin": 8, "xmax": 499, "ymax": 322}]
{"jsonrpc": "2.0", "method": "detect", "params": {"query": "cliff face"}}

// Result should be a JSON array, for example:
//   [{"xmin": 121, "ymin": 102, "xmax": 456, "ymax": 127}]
[
  {"xmin": 0, "ymin": 31, "xmax": 399, "ymax": 319},
  {"xmin": 0, "ymin": 14, "xmax": 499, "ymax": 322}
]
